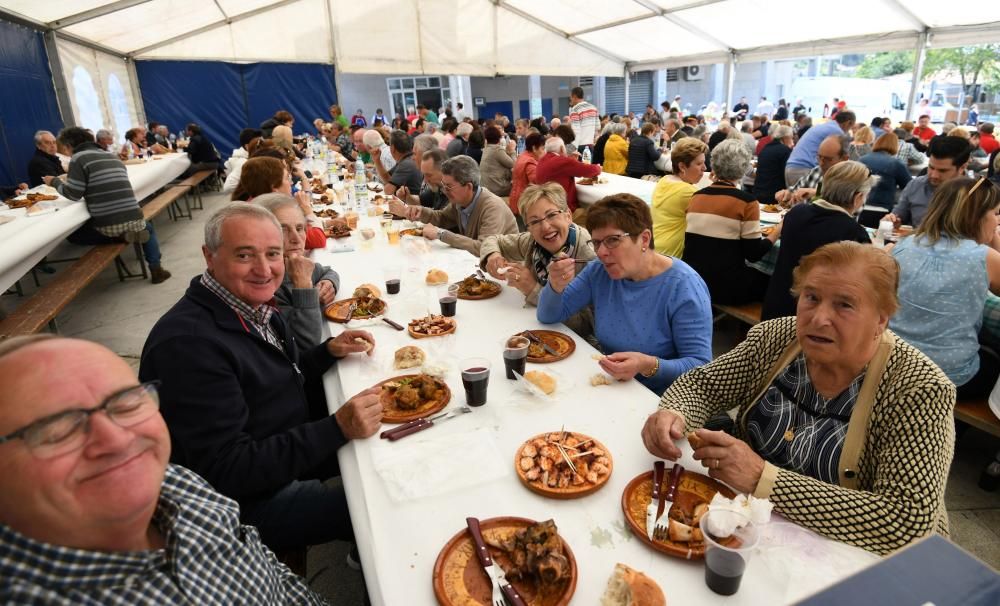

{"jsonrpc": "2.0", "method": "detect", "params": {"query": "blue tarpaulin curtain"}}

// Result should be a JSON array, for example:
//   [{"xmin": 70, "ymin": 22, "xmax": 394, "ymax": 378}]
[
  {"xmin": 0, "ymin": 20, "xmax": 64, "ymax": 188},
  {"xmin": 136, "ymin": 61, "xmax": 337, "ymax": 160}
]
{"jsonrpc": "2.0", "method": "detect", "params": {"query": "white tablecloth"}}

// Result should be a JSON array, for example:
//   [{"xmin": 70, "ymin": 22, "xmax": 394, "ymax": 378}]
[
  {"xmin": 576, "ymin": 173, "xmax": 657, "ymax": 207},
  {"xmin": 315, "ymin": 214, "xmax": 876, "ymax": 605},
  {"xmin": 576, "ymin": 172, "xmax": 714, "ymax": 208},
  {"xmin": 0, "ymin": 153, "xmax": 191, "ymax": 292}
]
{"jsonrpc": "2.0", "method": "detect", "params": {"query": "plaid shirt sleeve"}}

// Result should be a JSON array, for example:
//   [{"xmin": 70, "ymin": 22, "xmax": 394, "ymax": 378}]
[{"xmin": 0, "ymin": 465, "xmax": 330, "ymax": 605}]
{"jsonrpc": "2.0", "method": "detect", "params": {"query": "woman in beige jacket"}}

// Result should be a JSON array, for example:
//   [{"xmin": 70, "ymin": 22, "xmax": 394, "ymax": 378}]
[{"xmin": 479, "ymin": 126, "xmax": 517, "ymax": 196}]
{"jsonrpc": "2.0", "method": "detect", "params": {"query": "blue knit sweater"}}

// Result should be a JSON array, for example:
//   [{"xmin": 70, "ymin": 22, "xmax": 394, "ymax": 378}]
[{"xmin": 537, "ymin": 258, "xmax": 713, "ymax": 394}]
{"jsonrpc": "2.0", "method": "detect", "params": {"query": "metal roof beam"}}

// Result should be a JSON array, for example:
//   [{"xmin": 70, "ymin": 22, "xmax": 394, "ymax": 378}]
[
  {"xmin": 881, "ymin": 0, "xmax": 930, "ymax": 32},
  {"xmin": 493, "ymin": 0, "xmax": 628, "ymax": 67},
  {"xmin": 630, "ymin": 0, "xmax": 732, "ymax": 52},
  {"xmin": 49, "ymin": 0, "xmax": 155, "ymax": 30},
  {"xmin": 128, "ymin": 0, "xmax": 302, "ymax": 57}
]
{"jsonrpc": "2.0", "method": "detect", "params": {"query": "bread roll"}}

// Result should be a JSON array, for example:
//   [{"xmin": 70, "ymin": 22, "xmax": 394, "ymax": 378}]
[
  {"xmin": 601, "ymin": 563, "xmax": 666, "ymax": 606},
  {"xmin": 524, "ymin": 370, "xmax": 556, "ymax": 395},
  {"xmin": 393, "ymin": 345, "xmax": 426, "ymax": 369},
  {"xmin": 425, "ymin": 269, "xmax": 449, "ymax": 285},
  {"xmin": 353, "ymin": 283, "xmax": 382, "ymax": 299},
  {"xmin": 687, "ymin": 431, "xmax": 706, "ymax": 450},
  {"xmin": 352, "ymin": 337, "xmax": 372, "ymax": 353},
  {"xmin": 590, "ymin": 374, "xmax": 611, "ymax": 386}
]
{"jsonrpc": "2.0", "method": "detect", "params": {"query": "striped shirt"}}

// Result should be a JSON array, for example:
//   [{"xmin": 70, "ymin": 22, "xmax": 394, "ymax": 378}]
[
  {"xmin": 569, "ymin": 100, "xmax": 599, "ymax": 147},
  {"xmin": 200, "ymin": 272, "xmax": 284, "ymax": 352},
  {"xmin": 52, "ymin": 142, "xmax": 144, "ymax": 228},
  {"xmin": 0, "ymin": 465, "xmax": 327, "ymax": 605},
  {"xmin": 683, "ymin": 181, "xmax": 772, "ymax": 303},
  {"xmin": 746, "ymin": 353, "xmax": 863, "ymax": 484}
]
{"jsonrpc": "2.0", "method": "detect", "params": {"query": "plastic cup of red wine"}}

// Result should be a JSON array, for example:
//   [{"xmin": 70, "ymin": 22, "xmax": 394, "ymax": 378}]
[
  {"xmin": 702, "ymin": 509, "xmax": 758, "ymax": 596},
  {"xmin": 460, "ymin": 358, "xmax": 490, "ymax": 407},
  {"xmin": 503, "ymin": 336, "xmax": 530, "ymax": 380}
]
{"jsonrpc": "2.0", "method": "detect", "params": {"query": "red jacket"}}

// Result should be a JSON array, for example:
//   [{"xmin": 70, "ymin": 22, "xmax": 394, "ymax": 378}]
[
  {"xmin": 305, "ymin": 226, "xmax": 326, "ymax": 249},
  {"xmin": 980, "ymin": 133, "xmax": 999, "ymax": 155},
  {"xmin": 912, "ymin": 125, "xmax": 936, "ymax": 142},
  {"xmin": 533, "ymin": 153, "xmax": 601, "ymax": 212},
  {"xmin": 509, "ymin": 152, "xmax": 539, "ymax": 216}
]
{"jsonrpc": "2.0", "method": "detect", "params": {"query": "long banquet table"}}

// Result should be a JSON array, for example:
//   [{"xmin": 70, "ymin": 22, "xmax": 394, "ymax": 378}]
[
  {"xmin": 0, "ymin": 153, "xmax": 191, "ymax": 293},
  {"xmin": 315, "ymin": 208, "xmax": 877, "ymax": 605}
]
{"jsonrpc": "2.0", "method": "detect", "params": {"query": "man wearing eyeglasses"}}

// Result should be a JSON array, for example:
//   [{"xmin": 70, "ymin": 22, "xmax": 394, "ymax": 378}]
[
  {"xmin": 387, "ymin": 155, "xmax": 517, "ymax": 255},
  {"xmin": 0, "ymin": 335, "xmax": 327, "ymax": 603},
  {"xmin": 774, "ymin": 135, "xmax": 850, "ymax": 205}
]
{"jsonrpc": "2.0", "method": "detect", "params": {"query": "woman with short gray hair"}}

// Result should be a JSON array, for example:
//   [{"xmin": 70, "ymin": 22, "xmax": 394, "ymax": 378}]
[
  {"xmin": 762, "ymin": 161, "xmax": 874, "ymax": 320},
  {"xmin": 254, "ymin": 194, "xmax": 341, "ymax": 349},
  {"xmin": 682, "ymin": 138, "xmax": 779, "ymax": 304}
]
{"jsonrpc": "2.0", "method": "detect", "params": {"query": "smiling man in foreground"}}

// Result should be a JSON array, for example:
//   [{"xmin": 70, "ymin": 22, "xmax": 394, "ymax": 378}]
[{"xmin": 0, "ymin": 335, "xmax": 327, "ymax": 603}]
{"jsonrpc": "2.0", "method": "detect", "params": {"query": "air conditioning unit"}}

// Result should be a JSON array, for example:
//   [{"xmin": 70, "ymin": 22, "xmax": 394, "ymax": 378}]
[{"xmin": 684, "ymin": 66, "xmax": 704, "ymax": 81}]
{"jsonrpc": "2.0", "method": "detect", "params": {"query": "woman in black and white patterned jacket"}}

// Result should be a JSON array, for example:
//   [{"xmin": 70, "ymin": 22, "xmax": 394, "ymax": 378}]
[{"xmin": 642, "ymin": 241, "xmax": 955, "ymax": 556}]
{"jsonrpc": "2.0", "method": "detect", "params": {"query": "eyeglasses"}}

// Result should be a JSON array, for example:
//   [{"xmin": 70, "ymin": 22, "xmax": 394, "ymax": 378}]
[
  {"xmin": 590, "ymin": 232, "xmax": 632, "ymax": 251},
  {"xmin": 442, "ymin": 181, "xmax": 467, "ymax": 193},
  {"xmin": 0, "ymin": 381, "xmax": 161, "ymax": 459},
  {"xmin": 525, "ymin": 209, "xmax": 565, "ymax": 230}
]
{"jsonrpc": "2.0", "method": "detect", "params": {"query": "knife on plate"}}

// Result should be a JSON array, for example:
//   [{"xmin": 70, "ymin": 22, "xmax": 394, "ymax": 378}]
[
  {"xmin": 466, "ymin": 517, "xmax": 526, "ymax": 606},
  {"xmin": 656, "ymin": 463, "xmax": 684, "ymax": 526},
  {"xmin": 379, "ymin": 406, "xmax": 472, "ymax": 441},
  {"xmin": 646, "ymin": 461, "xmax": 664, "ymax": 540},
  {"xmin": 522, "ymin": 330, "xmax": 558, "ymax": 356}
]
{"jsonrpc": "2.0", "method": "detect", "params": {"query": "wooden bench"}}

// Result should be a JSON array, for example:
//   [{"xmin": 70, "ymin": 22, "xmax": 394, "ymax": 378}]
[
  {"xmin": 144, "ymin": 184, "xmax": 193, "ymax": 221},
  {"xmin": 0, "ymin": 243, "xmax": 126, "ymax": 337},
  {"xmin": 713, "ymin": 302, "xmax": 763, "ymax": 326},
  {"xmin": 178, "ymin": 169, "xmax": 217, "ymax": 211},
  {"xmin": 955, "ymin": 398, "xmax": 1000, "ymax": 438}
]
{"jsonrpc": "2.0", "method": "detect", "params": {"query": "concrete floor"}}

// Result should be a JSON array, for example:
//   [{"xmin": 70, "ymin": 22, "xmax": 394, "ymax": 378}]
[{"xmin": 2, "ymin": 191, "xmax": 997, "ymax": 604}]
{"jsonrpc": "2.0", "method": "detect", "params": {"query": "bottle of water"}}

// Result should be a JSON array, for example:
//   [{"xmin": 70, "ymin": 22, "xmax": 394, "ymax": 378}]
[
  {"xmin": 168, "ymin": 133, "xmax": 176, "ymax": 150},
  {"xmin": 326, "ymin": 153, "xmax": 337, "ymax": 185},
  {"xmin": 354, "ymin": 157, "xmax": 368, "ymax": 206},
  {"xmin": 582, "ymin": 147, "xmax": 591, "ymax": 164},
  {"xmin": 127, "ymin": 144, "xmax": 135, "ymax": 160}
]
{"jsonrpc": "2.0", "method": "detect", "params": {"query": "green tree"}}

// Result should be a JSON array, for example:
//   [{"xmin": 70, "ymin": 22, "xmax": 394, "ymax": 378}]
[
  {"xmin": 924, "ymin": 44, "xmax": 1000, "ymax": 92},
  {"xmin": 854, "ymin": 52, "xmax": 913, "ymax": 78}
]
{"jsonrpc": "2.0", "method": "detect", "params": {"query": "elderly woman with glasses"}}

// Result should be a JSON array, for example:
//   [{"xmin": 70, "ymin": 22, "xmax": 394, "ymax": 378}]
[
  {"xmin": 890, "ymin": 177, "xmax": 1000, "ymax": 398},
  {"xmin": 643, "ymin": 241, "xmax": 955, "ymax": 556},
  {"xmin": 538, "ymin": 193, "xmax": 713, "ymax": 394},
  {"xmin": 481, "ymin": 183, "xmax": 596, "ymax": 336}
]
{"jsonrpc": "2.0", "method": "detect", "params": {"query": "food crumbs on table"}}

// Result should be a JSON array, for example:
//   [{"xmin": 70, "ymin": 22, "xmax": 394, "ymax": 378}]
[
  {"xmin": 611, "ymin": 520, "xmax": 633, "ymax": 541},
  {"xmin": 590, "ymin": 526, "xmax": 613, "ymax": 548}
]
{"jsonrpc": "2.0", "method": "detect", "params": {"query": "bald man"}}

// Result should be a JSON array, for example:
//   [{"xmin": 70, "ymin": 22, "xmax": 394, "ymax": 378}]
[{"xmin": 0, "ymin": 335, "xmax": 325, "ymax": 603}]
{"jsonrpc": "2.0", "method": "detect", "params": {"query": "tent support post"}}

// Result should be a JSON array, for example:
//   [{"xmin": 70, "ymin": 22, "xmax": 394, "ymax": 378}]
[
  {"xmin": 906, "ymin": 31, "xmax": 928, "ymax": 122},
  {"xmin": 43, "ymin": 32, "xmax": 75, "ymax": 127},
  {"xmin": 623, "ymin": 68, "xmax": 630, "ymax": 115},
  {"xmin": 126, "ymin": 58, "xmax": 147, "ymax": 126},
  {"xmin": 724, "ymin": 50, "xmax": 736, "ymax": 113}
]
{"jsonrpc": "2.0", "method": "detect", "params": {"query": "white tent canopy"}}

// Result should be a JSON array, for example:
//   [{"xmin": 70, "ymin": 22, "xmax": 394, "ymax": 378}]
[{"xmin": 0, "ymin": 0, "xmax": 998, "ymax": 76}]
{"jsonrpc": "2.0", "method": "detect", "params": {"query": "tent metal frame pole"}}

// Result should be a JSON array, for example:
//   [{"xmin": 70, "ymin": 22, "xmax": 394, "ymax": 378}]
[
  {"xmin": 127, "ymin": 0, "xmax": 304, "ymax": 57},
  {"xmin": 623, "ymin": 68, "xmax": 631, "ymax": 115},
  {"xmin": 906, "ymin": 31, "xmax": 929, "ymax": 122},
  {"xmin": 0, "ymin": 8, "xmax": 125, "ymax": 58},
  {"xmin": 42, "ymin": 31, "xmax": 76, "ymax": 128},
  {"xmin": 49, "ymin": 0, "xmax": 154, "ymax": 30},
  {"xmin": 492, "ymin": 0, "xmax": 627, "ymax": 67},
  {"xmin": 126, "ymin": 58, "xmax": 147, "ymax": 126},
  {"xmin": 724, "ymin": 51, "xmax": 736, "ymax": 113}
]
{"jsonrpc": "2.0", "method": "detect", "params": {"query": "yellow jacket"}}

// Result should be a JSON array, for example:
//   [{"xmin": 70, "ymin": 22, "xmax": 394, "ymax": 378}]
[{"xmin": 602, "ymin": 134, "xmax": 629, "ymax": 175}]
